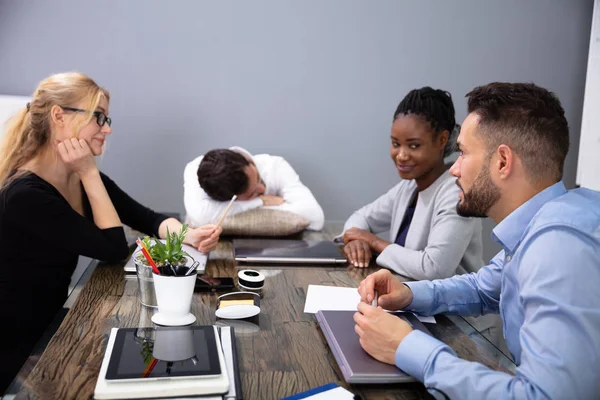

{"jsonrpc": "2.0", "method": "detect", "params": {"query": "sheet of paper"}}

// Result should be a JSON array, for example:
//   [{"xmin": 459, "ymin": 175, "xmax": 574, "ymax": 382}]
[
  {"xmin": 303, "ymin": 285, "xmax": 361, "ymax": 313},
  {"xmin": 304, "ymin": 284, "xmax": 436, "ymax": 323},
  {"xmin": 283, "ymin": 383, "xmax": 355, "ymax": 399},
  {"xmin": 307, "ymin": 386, "xmax": 355, "ymax": 400}
]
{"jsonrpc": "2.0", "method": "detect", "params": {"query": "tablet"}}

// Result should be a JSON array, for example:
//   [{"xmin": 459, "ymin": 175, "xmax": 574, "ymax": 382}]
[{"xmin": 106, "ymin": 326, "xmax": 221, "ymax": 381}]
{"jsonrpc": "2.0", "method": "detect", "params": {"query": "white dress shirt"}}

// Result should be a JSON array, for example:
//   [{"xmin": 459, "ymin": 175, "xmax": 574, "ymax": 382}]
[{"xmin": 183, "ymin": 147, "xmax": 325, "ymax": 230}]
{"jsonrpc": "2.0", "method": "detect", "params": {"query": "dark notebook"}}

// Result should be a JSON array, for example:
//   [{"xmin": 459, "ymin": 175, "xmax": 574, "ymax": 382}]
[{"xmin": 316, "ymin": 310, "xmax": 431, "ymax": 384}]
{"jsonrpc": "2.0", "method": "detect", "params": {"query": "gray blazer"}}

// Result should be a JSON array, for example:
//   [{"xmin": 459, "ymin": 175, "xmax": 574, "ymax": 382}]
[{"xmin": 343, "ymin": 171, "xmax": 484, "ymax": 280}]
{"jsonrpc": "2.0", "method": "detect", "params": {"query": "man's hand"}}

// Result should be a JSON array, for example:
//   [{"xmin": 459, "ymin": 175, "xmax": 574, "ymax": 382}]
[
  {"xmin": 358, "ymin": 269, "xmax": 413, "ymax": 310},
  {"xmin": 354, "ymin": 303, "xmax": 413, "ymax": 364},
  {"xmin": 56, "ymin": 138, "xmax": 98, "ymax": 178},
  {"xmin": 185, "ymin": 224, "xmax": 222, "ymax": 254},
  {"xmin": 259, "ymin": 195, "xmax": 284, "ymax": 206},
  {"xmin": 343, "ymin": 239, "xmax": 372, "ymax": 267}
]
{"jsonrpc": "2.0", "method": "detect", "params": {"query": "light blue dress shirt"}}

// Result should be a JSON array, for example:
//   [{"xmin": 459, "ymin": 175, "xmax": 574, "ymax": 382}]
[{"xmin": 395, "ymin": 182, "xmax": 600, "ymax": 399}]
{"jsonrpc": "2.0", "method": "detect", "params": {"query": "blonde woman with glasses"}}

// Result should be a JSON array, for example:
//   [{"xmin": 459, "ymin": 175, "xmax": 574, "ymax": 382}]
[{"xmin": 0, "ymin": 72, "xmax": 221, "ymax": 393}]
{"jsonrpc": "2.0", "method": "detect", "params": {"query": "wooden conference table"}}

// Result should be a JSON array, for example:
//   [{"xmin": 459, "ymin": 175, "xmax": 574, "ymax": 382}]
[{"xmin": 6, "ymin": 223, "xmax": 514, "ymax": 400}]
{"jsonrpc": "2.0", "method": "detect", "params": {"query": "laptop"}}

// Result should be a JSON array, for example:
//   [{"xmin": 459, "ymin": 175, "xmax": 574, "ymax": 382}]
[
  {"xmin": 316, "ymin": 310, "xmax": 432, "ymax": 384},
  {"xmin": 233, "ymin": 239, "xmax": 347, "ymax": 264}
]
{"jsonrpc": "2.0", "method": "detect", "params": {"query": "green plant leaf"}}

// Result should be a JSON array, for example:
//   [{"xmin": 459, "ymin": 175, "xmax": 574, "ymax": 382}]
[{"xmin": 140, "ymin": 224, "xmax": 189, "ymax": 266}]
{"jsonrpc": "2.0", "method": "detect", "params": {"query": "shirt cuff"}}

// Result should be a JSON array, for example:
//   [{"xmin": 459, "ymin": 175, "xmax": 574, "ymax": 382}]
[
  {"xmin": 249, "ymin": 197, "xmax": 264, "ymax": 208},
  {"xmin": 403, "ymin": 280, "xmax": 434, "ymax": 314},
  {"xmin": 395, "ymin": 330, "xmax": 447, "ymax": 382}
]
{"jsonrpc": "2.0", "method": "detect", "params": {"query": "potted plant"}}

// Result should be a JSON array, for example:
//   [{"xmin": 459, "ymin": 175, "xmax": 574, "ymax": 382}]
[
  {"xmin": 134, "ymin": 225, "xmax": 196, "ymax": 307},
  {"xmin": 136, "ymin": 224, "xmax": 192, "ymax": 269}
]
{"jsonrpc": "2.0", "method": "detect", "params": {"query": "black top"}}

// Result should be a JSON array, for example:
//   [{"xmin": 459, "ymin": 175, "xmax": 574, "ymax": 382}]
[
  {"xmin": 0, "ymin": 171, "xmax": 168, "ymax": 390},
  {"xmin": 395, "ymin": 193, "xmax": 418, "ymax": 247}
]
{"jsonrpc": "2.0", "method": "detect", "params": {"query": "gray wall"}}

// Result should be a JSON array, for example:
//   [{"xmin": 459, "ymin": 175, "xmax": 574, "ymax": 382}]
[{"xmin": 0, "ymin": 0, "xmax": 593, "ymax": 261}]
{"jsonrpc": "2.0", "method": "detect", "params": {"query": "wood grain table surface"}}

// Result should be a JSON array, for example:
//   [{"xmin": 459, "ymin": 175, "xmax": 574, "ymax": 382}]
[{"xmin": 8, "ymin": 224, "xmax": 514, "ymax": 400}]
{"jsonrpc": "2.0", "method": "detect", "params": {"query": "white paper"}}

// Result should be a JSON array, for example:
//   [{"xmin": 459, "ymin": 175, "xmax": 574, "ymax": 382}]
[
  {"xmin": 409, "ymin": 313, "xmax": 435, "ymax": 324},
  {"xmin": 301, "ymin": 385, "xmax": 355, "ymax": 399},
  {"xmin": 304, "ymin": 284, "xmax": 435, "ymax": 323},
  {"xmin": 303, "ymin": 285, "xmax": 361, "ymax": 313}
]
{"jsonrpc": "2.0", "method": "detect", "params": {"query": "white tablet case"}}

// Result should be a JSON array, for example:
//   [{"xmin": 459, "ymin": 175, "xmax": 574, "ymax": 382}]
[{"xmin": 94, "ymin": 327, "xmax": 229, "ymax": 399}]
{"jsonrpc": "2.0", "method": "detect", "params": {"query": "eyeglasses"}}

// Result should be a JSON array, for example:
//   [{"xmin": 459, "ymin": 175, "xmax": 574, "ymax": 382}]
[{"xmin": 61, "ymin": 106, "xmax": 112, "ymax": 127}]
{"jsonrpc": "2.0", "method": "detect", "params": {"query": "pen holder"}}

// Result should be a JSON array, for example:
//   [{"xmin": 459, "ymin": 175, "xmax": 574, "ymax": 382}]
[
  {"xmin": 151, "ymin": 267, "xmax": 197, "ymax": 326},
  {"xmin": 134, "ymin": 252, "xmax": 196, "ymax": 308},
  {"xmin": 134, "ymin": 252, "xmax": 158, "ymax": 308}
]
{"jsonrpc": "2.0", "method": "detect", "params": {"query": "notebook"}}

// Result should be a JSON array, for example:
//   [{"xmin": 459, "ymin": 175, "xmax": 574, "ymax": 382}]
[
  {"xmin": 316, "ymin": 310, "xmax": 431, "ymax": 384},
  {"xmin": 94, "ymin": 326, "xmax": 240, "ymax": 399},
  {"xmin": 123, "ymin": 241, "xmax": 207, "ymax": 274},
  {"xmin": 233, "ymin": 239, "xmax": 347, "ymax": 264}
]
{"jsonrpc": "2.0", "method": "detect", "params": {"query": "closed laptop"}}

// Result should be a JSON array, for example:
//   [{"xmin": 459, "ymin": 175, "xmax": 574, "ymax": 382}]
[
  {"xmin": 233, "ymin": 239, "xmax": 347, "ymax": 264},
  {"xmin": 316, "ymin": 310, "xmax": 431, "ymax": 384}
]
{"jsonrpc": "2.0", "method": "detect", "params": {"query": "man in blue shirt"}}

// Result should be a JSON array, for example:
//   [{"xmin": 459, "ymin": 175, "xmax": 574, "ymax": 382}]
[{"xmin": 354, "ymin": 82, "xmax": 600, "ymax": 399}]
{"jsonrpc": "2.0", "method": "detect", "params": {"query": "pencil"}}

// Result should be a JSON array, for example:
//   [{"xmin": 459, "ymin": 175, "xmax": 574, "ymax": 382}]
[
  {"xmin": 215, "ymin": 195, "xmax": 237, "ymax": 228},
  {"xmin": 136, "ymin": 238, "xmax": 161, "ymax": 275}
]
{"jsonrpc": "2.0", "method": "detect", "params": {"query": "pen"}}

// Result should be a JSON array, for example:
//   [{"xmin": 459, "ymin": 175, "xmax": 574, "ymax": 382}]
[
  {"xmin": 184, "ymin": 260, "xmax": 200, "ymax": 276},
  {"xmin": 372, "ymin": 291, "xmax": 378, "ymax": 307}
]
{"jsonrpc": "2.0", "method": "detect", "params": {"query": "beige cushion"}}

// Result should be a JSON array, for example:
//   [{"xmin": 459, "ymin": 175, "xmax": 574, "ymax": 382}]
[{"xmin": 220, "ymin": 208, "xmax": 310, "ymax": 236}]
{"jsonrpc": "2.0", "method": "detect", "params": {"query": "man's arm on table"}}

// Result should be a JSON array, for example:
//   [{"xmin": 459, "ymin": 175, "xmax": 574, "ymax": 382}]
[
  {"xmin": 396, "ymin": 229, "xmax": 600, "ymax": 399},
  {"xmin": 266, "ymin": 157, "xmax": 325, "ymax": 230},
  {"xmin": 183, "ymin": 183, "xmax": 262, "ymax": 227}
]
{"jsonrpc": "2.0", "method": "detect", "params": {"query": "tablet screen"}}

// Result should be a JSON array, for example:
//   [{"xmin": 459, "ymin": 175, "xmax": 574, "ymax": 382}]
[{"xmin": 106, "ymin": 326, "xmax": 221, "ymax": 380}]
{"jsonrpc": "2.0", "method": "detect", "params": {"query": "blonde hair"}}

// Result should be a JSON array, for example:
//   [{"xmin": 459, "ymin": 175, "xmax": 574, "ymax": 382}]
[{"xmin": 0, "ymin": 72, "xmax": 110, "ymax": 189}]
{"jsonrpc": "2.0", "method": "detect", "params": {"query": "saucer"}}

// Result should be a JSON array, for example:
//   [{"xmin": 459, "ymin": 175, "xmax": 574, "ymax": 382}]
[{"xmin": 151, "ymin": 312, "xmax": 196, "ymax": 326}]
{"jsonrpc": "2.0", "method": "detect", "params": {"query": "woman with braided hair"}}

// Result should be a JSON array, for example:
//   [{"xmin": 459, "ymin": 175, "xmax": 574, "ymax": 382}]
[{"xmin": 341, "ymin": 87, "xmax": 484, "ymax": 279}]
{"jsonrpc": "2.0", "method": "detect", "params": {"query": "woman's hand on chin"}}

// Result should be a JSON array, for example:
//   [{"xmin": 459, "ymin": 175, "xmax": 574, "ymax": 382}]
[{"xmin": 56, "ymin": 138, "xmax": 97, "ymax": 177}]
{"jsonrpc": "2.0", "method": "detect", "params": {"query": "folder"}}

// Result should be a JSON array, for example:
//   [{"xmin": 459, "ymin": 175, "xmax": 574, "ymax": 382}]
[{"xmin": 316, "ymin": 310, "xmax": 431, "ymax": 384}]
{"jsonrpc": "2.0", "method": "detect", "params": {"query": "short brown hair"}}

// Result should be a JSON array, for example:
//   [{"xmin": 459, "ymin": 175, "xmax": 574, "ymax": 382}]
[
  {"xmin": 466, "ymin": 82, "xmax": 569, "ymax": 183},
  {"xmin": 197, "ymin": 149, "xmax": 250, "ymax": 201}
]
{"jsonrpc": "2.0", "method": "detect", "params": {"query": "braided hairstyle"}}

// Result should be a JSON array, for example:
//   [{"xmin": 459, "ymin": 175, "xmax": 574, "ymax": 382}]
[{"xmin": 393, "ymin": 87, "xmax": 459, "ymax": 157}]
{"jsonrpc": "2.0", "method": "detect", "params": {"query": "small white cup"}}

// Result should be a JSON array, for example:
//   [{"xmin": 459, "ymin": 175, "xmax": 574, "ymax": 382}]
[{"xmin": 152, "ymin": 270, "xmax": 197, "ymax": 326}]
